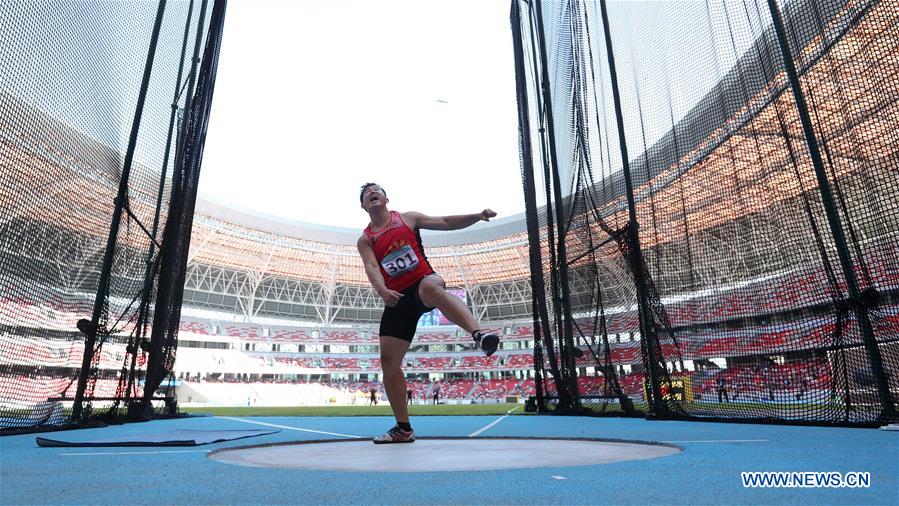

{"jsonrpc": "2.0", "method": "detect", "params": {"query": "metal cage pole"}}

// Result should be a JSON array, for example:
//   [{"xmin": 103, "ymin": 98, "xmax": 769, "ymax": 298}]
[
  {"xmin": 510, "ymin": 0, "xmax": 552, "ymax": 412},
  {"xmin": 596, "ymin": 0, "xmax": 666, "ymax": 416},
  {"xmin": 533, "ymin": 0, "xmax": 580, "ymax": 410},
  {"xmin": 138, "ymin": 0, "xmax": 210, "ymax": 417},
  {"xmin": 126, "ymin": 0, "xmax": 198, "ymax": 411},
  {"xmin": 72, "ymin": 0, "xmax": 168, "ymax": 422}
]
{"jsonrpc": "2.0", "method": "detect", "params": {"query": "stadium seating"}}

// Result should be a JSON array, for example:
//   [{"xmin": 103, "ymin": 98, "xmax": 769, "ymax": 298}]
[
  {"xmin": 270, "ymin": 328, "xmax": 313, "ymax": 342},
  {"xmin": 458, "ymin": 355, "xmax": 499, "ymax": 369},
  {"xmin": 504, "ymin": 354, "xmax": 533, "ymax": 367},
  {"xmin": 468, "ymin": 379, "xmax": 519, "ymax": 399},
  {"xmin": 517, "ymin": 378, "xmax": 536, "ymax": 396},
  {"xmin": 180, "ymin": 320, "xmax": 212, "ymax": 335},
  {"xmin": 692, "ymin": 359, "xmax": 831, "ymax": 401},
  {"xmin": 414, "ymin": 356, "xmax": 452, "ymax": 370},
  {"xmin": 4, "ymin": 237, "xmax": 895, "ymax": 409},
  {"xmin": 576, "ymin": 376, "xmax": 606, "ymax": 393},
  {"xmin": 415, "ymin": 331, "xmax": 457, "ymax": 343},
  {"xmin": 322, "ymin": 330, "xmax": 363, "ymax": 343},
  {"xmin": 273, "ymin": 356, "xmax": 313, "ymax": 368},
  {"xmin": 225, "ymin": 325, "xmax": 263, "ymax": 338},
  {"xmin": 322, "ymin": 357, "xmax": 360, "ymax": 370},
  {"xmin": 510, "ymin": 324, "xmax": 533, "ymax": 337},
  {"xmin": 433, "ymin": 379, "xmax": 474, "ymax": 399}
]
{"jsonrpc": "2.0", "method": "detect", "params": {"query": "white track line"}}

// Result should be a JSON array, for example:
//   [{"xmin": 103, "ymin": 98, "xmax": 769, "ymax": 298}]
[
  {"xmin": 219, "ymin": 416, "xmax": 363, "ymax": 439},
  {"xmin": 662, "ymin": 439, "xmax": 769, "ymax": 443},
  {"xmin": 60, "ymin": 450, "xmax": 211, "ymax": 456},
  {"xmin": 468, "ymin": 406, "xmax": 520, "ymax": 437}
]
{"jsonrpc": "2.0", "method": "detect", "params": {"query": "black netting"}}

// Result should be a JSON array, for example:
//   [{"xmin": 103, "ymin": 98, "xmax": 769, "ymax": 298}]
[
  {"xmin": 513, "ymin": 0, "xmax": 898, "ymax": 426},
  {"xmin": 0, "ymin": 0, "xmax": 225, "ymax": 431}
]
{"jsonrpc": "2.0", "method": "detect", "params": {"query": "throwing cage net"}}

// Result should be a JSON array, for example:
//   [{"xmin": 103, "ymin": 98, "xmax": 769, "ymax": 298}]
[
  {"xmin": 0, "ymin": 0, "xmax": 227, "ymax": 431},
  {"xmin": 512, "ymin": 0, "xmax": 898, "ymax": 426}
]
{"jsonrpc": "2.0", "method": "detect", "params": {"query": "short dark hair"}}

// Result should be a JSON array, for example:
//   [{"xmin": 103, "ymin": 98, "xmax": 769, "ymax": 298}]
[{"xmin": 359, "ymin": 183, "xmax": 385, "ymax": 204}]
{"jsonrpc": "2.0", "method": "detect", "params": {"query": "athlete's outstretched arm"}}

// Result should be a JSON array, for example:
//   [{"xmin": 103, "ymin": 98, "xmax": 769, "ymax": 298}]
[
  {"xmin": 404, "ymin": 209, "xmax": 496, "ymax": 231},
  {"xmin": 357, "ymin": 235, "xmax": 402, "ymax": 306}
]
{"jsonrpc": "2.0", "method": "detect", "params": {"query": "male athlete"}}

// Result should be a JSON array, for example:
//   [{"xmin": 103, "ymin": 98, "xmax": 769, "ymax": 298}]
[{"xmin": 357, "ymin": 183, "xmax": 499, "ymax": 444}]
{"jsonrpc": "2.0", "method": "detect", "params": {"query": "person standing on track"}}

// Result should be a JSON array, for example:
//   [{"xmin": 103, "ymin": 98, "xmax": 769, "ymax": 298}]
[{"xmin": 357, "ymin": 183, "xmax": 499, "ymax": 444}]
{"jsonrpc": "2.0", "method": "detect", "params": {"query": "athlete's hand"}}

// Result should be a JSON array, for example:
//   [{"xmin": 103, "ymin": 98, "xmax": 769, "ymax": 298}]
[
  {"xmin": 379, "ymin": 288, "xmax": 403, "ymax": 307},
  {"xmin": 480, "ymin": 209, "xmax": 497, "ymax": 221}
]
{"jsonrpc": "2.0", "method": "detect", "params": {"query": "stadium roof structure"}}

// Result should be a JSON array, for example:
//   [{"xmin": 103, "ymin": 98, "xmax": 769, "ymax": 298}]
[
  {"xmin": 195, "ymin": 195, "xmax": 528, "ymax": 247},
  {"xmin": 185, "ymin": 198, "xmax": 533, "ymax": 324}
]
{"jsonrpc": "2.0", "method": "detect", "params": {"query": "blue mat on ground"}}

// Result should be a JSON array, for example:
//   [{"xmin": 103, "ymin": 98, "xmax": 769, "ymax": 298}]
[{"xmin": 35, "ymin": 429, "xmax": 279, "ymax": 447}]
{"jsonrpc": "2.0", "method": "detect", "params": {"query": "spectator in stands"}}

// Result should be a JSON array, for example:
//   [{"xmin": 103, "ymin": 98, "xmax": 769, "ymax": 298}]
[{"xmin": 357, "ymin": 183, "xmax": 500, "ymax": 444}]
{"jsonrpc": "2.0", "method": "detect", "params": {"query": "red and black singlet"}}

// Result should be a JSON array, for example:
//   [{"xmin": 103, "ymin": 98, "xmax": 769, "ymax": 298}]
[{"xmin": 363, "ymin": 211, "xmax": 434, "ymax": 292}]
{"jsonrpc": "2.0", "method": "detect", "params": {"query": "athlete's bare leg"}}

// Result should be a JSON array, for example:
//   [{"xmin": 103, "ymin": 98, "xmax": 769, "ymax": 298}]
[
  {"xmin": 379, "ymin": 335, "xmax": 411, "ymax": 424},
  {"xmin": 417, "ymin": 274, "xmax": 478, "ymax": 333}
]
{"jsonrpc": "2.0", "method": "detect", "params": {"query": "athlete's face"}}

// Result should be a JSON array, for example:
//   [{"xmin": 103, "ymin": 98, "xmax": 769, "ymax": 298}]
[{"xmin": 361, "ymin": 185, "xmax": 388, "ymax": 212}]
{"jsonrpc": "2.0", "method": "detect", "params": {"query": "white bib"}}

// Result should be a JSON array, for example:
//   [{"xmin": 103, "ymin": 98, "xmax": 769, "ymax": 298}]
[{"xmin": 381, "ymin": 245, "xmax": 420, "ymax": 278}]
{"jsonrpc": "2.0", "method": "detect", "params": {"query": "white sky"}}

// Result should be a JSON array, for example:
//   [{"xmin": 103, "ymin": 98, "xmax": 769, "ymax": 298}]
[{"xmin": 200, "ymin": 1, "xmax": 524, "ymax": 229}]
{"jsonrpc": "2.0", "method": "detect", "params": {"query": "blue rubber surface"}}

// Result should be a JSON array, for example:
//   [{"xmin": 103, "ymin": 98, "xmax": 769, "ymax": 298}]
[{"xmin": 2, "ymin": 415, "xmax": 896, "ymax": 505}]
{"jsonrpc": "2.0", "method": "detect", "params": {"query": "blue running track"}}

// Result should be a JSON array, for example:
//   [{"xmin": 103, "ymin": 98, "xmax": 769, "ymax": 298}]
[{"xmin": 2, "ymin": 414, "xmax": 896, "ymax": 504}]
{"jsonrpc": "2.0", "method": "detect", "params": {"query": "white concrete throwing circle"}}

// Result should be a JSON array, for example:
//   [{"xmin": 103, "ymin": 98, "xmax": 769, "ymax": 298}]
[{"xmin": 209, "ymin": 437, "xmax": 681, "ymax": 472}]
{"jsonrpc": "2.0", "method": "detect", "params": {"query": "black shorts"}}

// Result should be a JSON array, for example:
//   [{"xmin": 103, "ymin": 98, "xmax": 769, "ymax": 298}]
[{"xmin": 379, "ymin": 277, "xmax": 435, "ymax": 343}]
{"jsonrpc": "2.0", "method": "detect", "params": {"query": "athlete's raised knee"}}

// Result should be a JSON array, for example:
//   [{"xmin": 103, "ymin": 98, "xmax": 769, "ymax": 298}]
[
  {"xmin": 422, "ymin": 275, "xmax": 445, "ymax": 291},
  {"xmin": 418, "ymin": 276, "xmax": 446, "ymax": 304}
]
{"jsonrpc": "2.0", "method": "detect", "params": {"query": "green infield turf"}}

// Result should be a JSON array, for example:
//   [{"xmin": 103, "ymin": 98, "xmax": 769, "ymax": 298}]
[{"xmin": 180, "ymin": 403, "xmax": 524, "ymax": 417}]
